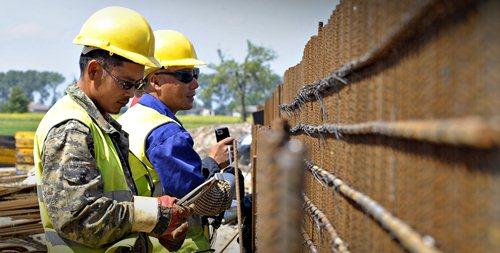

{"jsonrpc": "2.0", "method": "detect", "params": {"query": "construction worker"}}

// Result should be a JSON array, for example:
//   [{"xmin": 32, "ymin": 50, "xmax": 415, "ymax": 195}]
[
  {"xmin": 34, "ymin": 7, "xmax": 191, "ymax": 252},
  {"xmin": 118, "ymin": 30, "xmax": 235, "ymax": 252}
]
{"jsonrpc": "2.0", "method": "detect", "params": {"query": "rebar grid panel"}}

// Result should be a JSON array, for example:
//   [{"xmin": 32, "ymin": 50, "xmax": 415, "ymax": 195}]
[
  {"xmin": 305, "ymin": 161, "xmax": 441, "ymax": 253},
  {"xmin": 279, "ymin": 0, "xmax": 478, "ymax": 113},
  {"xmin": 254, "ymin": 120, "xmax": 306, "ymax": 253},
  {"xmin": 256, "ymin": 0, "xmax": 500, "ymax": 252}
]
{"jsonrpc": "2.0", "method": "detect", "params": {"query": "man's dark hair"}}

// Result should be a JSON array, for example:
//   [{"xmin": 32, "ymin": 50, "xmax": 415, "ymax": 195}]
[{"xmin": 79, "ymin": 49, "xmax": 134, "ymax": 76}]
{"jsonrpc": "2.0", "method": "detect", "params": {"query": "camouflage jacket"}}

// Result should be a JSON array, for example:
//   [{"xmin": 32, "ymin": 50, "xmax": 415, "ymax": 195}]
[{"xmin": 40, "ymin": 84, "xmax": 162, "ymax": 250}]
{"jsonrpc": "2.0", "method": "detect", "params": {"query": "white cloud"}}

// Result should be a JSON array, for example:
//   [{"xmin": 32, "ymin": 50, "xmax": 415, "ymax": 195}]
[{"xmin": 2, "ymin": 22, "xmax": 46, "ymax": 39}]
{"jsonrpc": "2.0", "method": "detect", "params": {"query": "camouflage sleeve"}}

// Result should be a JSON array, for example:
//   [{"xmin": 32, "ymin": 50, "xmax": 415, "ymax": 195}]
[{"xmin": 41, "ymin": 119, "xmax": 134, "ymax": 248}]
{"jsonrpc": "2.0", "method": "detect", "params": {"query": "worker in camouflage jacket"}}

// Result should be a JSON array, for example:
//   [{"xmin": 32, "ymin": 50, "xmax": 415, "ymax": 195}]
[{"xmin": 34, "ymin": 7, "xmax": 191, "ymax": 253}]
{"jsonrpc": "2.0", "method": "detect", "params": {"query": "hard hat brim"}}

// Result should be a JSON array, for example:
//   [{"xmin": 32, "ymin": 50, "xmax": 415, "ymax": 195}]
[
  {"xmin": 159, "ymin": 58, "xmax": 206, "ymax": 67},
  {"xmin": 74, "ymin": 38, "xmax": 161, "ymax": 68},
  {"xmin": 144, "ymin": 58, "xmax": 206, "ymax": 77}
]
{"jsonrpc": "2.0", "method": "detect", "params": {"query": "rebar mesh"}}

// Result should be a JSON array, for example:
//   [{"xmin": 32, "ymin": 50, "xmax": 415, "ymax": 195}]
[{"xmin": 253, "ymin": 0, "xmax": 499, "ymax": 252}]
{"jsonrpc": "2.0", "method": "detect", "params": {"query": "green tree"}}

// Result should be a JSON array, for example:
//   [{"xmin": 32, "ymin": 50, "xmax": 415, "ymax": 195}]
[
  {"xmin": 201, "ymin": 41, "xmax": 281, "ymax": 121},
  {"xmin": 0, "ymin": 70, "xmax": 65, "ymax": 104},
  {"xmin": 1, "ymin": 86, "xmax": 30, "ymax": 113}
]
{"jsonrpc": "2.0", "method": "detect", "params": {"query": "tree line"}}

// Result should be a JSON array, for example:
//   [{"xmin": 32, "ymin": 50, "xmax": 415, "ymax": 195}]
[
  {"xmin": 0, "ymin": 41, "xmax": 281, "ymax": 118},
  {"xmin": 0, "ymin": 70, "xmax": 65, "ymax": 112}
]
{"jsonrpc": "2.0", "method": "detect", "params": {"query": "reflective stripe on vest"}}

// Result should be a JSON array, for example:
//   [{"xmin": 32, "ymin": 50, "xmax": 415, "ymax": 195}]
[{"xmin": 34, "ymin": 95, "xmax": 151, "ymax": 253}]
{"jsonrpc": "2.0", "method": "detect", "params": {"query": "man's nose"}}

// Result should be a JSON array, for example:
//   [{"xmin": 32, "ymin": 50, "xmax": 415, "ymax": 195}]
[
  {"xmin": 125, "ymin": 87, "xmax": 135, "ymax": 97},
  {"xmin": 190, "ymin": 78, "xmax": 199, "ymax": 90}
]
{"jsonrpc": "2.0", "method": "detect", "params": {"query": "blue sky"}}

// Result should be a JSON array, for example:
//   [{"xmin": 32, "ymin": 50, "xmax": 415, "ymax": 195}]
[{"xmin": 0, "ymin": 0, "xmax": 338, "ymax": 92}]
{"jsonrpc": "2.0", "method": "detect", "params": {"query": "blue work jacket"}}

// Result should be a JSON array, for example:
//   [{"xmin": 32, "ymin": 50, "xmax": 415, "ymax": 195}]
[{"xmin": 139, "ymin": 94, "xmax": 219, "ymax": 198}]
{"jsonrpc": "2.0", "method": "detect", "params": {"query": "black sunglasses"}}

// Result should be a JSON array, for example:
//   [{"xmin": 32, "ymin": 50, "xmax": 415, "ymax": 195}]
[
  {"xmin": 100, "ymin": 63, "xmax": 146, "ymax": 90},
  {"xmin": 155, "ymin": 68, "xmax": 200, "ymax": 84}
]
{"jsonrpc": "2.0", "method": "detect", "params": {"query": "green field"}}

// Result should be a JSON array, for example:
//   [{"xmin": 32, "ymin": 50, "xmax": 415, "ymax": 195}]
[{"xmin": 0, "ymin": 113, "xmax": 241, "ymax": 136}]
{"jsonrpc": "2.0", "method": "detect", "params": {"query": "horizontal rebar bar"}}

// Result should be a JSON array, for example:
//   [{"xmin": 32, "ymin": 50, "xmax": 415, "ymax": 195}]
[
  {"xmin": 303, "ymin": 194, "xmax": 350, "ymax": 253},
  {"xmin": 305, "ymin": 161, "xmax": 441, "ymax": 253},
  {"xmin": 290, "ymin": 117, "xmax": 500, "ymax": 148}
]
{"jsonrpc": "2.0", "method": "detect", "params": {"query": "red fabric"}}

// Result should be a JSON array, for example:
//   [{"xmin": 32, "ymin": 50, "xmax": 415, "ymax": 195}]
[
  {"xmin": 158, "ymin": 195, "xmax": 177, "ymax": 208},
  {"xmin": 130, "ymin": 96, "xmax": 141, "ymax": 107}
]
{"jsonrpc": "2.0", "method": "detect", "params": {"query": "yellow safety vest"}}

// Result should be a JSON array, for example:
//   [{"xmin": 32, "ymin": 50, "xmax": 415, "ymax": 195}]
[
  {"xmin": 34, "ymin": 95, "xmax": 155, "ymax": 253},
  {"xmin": 118, "ymin": 103, "xmax": 211, "ymax": 252}
]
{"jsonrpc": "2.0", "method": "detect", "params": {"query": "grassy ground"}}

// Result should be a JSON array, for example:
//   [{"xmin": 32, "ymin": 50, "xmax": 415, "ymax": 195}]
[
  {"xmin": 0, "ymin": 113, "xmax": 45, "ymax": 136},
  {"xmin": 0, "ymin": 113, "xmax": 241, "ymax": 136}
]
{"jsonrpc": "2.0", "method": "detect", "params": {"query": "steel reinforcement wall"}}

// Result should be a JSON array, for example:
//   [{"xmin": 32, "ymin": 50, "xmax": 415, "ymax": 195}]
[{"xmin": 252, "ymin": 0, "xmax": 499, "ymax": 252}]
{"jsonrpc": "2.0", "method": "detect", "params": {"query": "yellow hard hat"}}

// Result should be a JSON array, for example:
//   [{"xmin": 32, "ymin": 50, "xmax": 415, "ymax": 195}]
[
  {"xmin": 145, "ymin": 30, "xmax": 205, "ymax": 77},
  {"xmin": 73, "ymin": 6, "xmax": 160, "ymax": 68}
]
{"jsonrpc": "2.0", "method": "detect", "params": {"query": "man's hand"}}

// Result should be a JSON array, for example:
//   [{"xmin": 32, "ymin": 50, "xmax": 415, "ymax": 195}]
[
  {"xmin": 209, "ymin": 136, "xmax": 235, "ymax": 168},
  {"xmin": 155, "ymin": 196, "xmax": 193, "ymax": 251},
  {"xmin": 158, "ymin": 221, "xmax": 189, "ymax": 250}
]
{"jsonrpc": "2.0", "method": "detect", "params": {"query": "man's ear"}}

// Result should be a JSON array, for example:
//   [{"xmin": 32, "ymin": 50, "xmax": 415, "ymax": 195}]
[
  {"xmin": 86, "ymin": 60, "xmax": 102, "ymax": 82},
  {"xmin": 149, "ymin": 75, "xmax": 162, "ymax": 91}
]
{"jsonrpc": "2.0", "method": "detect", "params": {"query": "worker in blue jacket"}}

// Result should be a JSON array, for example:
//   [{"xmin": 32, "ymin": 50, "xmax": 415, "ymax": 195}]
[{"xmin": 118, "ymin": 30, "xmax": 234, "ymax": 252}]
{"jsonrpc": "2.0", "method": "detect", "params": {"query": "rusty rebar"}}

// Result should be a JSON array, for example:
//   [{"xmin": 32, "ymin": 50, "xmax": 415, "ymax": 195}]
[
  {"xmin": 305, "ymin": 161, "xmax": 442, "ymax": 253},
  {"xmin": 302, "ymin": 227, "xmax": 318, "ymax": 253},
  {"xmin": 303, "ymin": 194, "xmax": 350, "ymax": 253},
  {"xmin": 256, "ymin": 120, "xmax": 306, "ymax": 253},
  {"xmin": 289, "ymin": 117, "xmax": 500, "ymax": 148}
]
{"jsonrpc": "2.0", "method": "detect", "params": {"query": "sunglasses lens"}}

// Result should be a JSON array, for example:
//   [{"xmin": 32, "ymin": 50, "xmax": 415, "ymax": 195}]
[
  {"xmin": 157, "ymin": 69, "xmax": 200, "ymax": 84},
  {"xmin": 180, "ymin": 72, "xmax": 194, "ymax": 83}
]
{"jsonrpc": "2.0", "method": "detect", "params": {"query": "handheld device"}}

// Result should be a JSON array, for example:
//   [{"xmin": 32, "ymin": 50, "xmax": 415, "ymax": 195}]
[
  {"xmin": 215, "ymin": 127, "xmax": 233, "ymax": 165},
  {"xmin": 215, "ymin": 127, "xmax": 230, "ymax": 142}
]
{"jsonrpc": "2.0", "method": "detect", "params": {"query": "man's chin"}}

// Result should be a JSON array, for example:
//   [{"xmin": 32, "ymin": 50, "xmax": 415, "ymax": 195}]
[{"xmin": 108, "ymin": 106, "xmax": 122, "ymax": 114}]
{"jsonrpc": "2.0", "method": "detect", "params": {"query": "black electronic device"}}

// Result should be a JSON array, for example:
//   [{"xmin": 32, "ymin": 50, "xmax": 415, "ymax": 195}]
[
  {"xmin": 215, "ymin": 127, "xmax": 233, "ymax": 166},
  {"xmin": 215, "ymin": 127, "xmax": 230, "ymax": 142}
]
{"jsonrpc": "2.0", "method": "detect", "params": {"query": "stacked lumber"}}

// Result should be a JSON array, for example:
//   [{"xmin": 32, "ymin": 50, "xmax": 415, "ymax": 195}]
[
  {"xmin": 0, "ymin": 171, "xmax": 44, "ymax": 252},
  {"xmin": 0, "ymin": 189, "xmax": 42, "ymax": 236},
  {"xmin": 14, "ymin": 132, "xmax": 35, "ymax": 173}
]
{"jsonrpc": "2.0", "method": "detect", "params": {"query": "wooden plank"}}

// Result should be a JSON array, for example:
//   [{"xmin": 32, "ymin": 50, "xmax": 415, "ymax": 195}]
[
  {"xmin": 2, "ymin": 192, "xmax": 37, "ymax": 200},
  {"xmin": 10, "ymin": 213, "xmax": 41, "ymax": 220},
  {"xmin": 0, "ymin": 197, "xmax": 38, "ymax": 211},
  {"xmin": 0, "ymin": 223, "xmax": 43, "ymax": 237},
  {"xmin": 0, "ymin": 168, "xmax": 17, "ymax": 177},
  {"xmin": 0, "ymin": 186, "xmax": 32, "ymax": 198},
  {"xmin": 0, "ymin": 208, "xmax": 39, "ymax": 217},
  {"xmin": 0, "ymin": 175, "xmax": 27, "ymax": 184},
  {"xmin": 0, "ymin": 219, "xmax": 39, "ymax": 229}
]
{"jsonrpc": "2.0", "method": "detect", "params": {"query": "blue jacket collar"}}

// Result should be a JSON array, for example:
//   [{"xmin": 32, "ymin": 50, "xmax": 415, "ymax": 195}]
[{"xmin": 138, "ymin": 94, "xmax": 182, "ymax": 125}]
